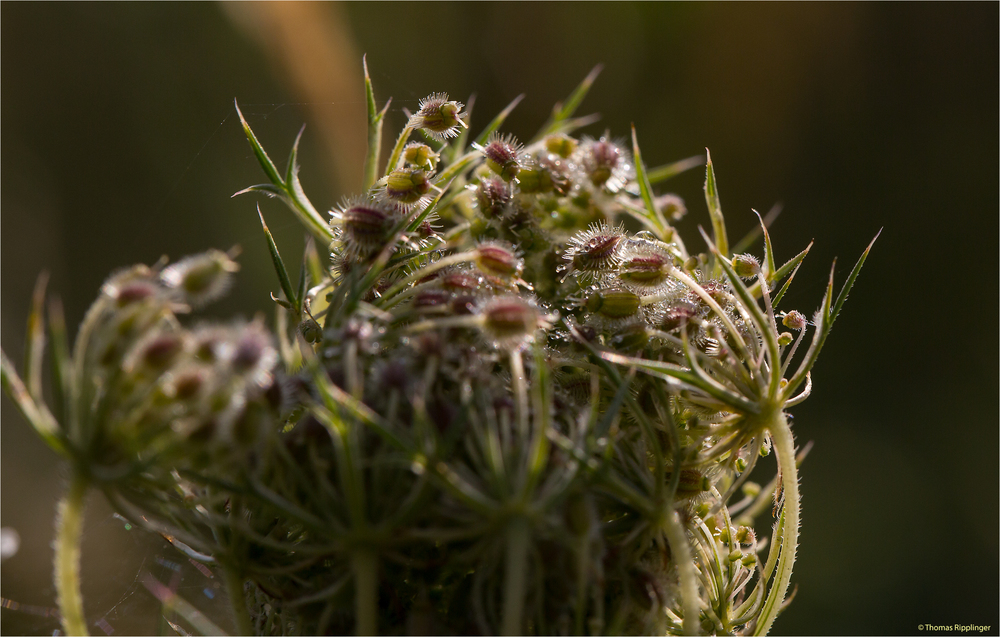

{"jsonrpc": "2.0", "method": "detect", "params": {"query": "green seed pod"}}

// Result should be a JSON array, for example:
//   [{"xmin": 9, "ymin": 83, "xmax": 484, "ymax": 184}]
[
  {"xmin": 400, "ymin": 142, "xmax": 439, "ymax": 171},
  {"xmin": 586, "ymin": 288, "xmax": 641, "ymax": 320},
  {"xmin": 515, "ymin": 163, "xmax": 553, "ymax": 194},
  {"xmin": 735, "ymin": 526, "xmax": 755, "ymax": 544},
  {"xmin": 411, "ymin": 93, "xmax": 466, "ymax": 141},
  {"xmin": 299, "ymin": 318, "xmax": 323, "ymax": 343},
  {"xmin": 161, "ymin": 250, "xmax": 239, "ymax": 308},
  {"xmin": 610, "ymin": 322, "xmax": 650, "ymax": 352},
  {"xmin": 544, "ymin": 133, "xmax": 577, "ymax": 158},
  {"xmin": 385, "ymin": 168, "xmax": 432, "ymax": 206},
  {"xmin": 731, "ymin": 253, "xmax": 761, "ymax": 278},
  {"xmin": 777, "ymin": 331, "xmax": 794, "ymax": 346}
]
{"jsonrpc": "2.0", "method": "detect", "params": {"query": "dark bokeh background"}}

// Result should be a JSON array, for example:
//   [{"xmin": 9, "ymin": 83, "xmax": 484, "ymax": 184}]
[{"xmin": 2, "ymin": 3, "xmax": 997, "ymax": 635}]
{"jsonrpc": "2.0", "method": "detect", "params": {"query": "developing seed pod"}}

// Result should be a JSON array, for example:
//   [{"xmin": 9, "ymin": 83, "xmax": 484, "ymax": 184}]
[
  {"xmin": 161, "ymin": 250, "xmax": 239, "ymax": 308},
  {"xmin": 544, "ymin": 133, "xmax": 578, "ymax": 158},
  {"xmin": 125, "ymin": 330, "xmax": 188, "ymax": 375},
  {"xmin": 440, "ymin": 268, "xmax": 483, "ymax": 293},
  {"xmin": 610, "ymin": 321, "xmax": 650, "ymax": 352},
  {"xmin": 564, "ymin": 222, "xmax": 626, "ymax": 277},
  {"xmin": 657, "ymin": 302, "xmax": 700, "ymax": 332},
  {"xmin": 577, "ymin": 135, "xmax": 632, "ymax": 193},
  {"xmin": 334, "ymin": 197, "xmax": 400, "ymax": 258},
  {"xmin": 617, "ymin": 239, "xmax": 677, "ymax": 291},
  {"xmin": 656, "ymin": 193, "xmax": 687, "ymax": 221},
  {"xmin": 474, "ymin": 241, "xmax": 523, "ymax": 281},
  {"xmin": 228, "ymin": 320, "xmax": 279, "ymax": 390},
  {"xmin": 103, "ymin": 266, "xmax": 162, "ymax": 307},
  {"xmin": 167, "ymin": 365, "xmax": 209, "ymax": 401},
  {"xmin": 731, "ymin": 253, "xmax": 761, "ymax": 278},
  {"xmin": 481, "ymin": 295, "xmax": 544, "ymax": 350},
  {"xmin": 474, "ymin": 176, "xmax": 512, "ymax": 220},
  {"xmin": 399, "ymin": 142, "xmax": 439, "ymax": 171},
  {"xmin": 478, "ymin": 132, "xmax": 522, "ymax": 182},
  {"xmin": 299, "ymin": 318, "xmax": 323, "ymax": 343},
  {"xmin": 782, "ymin": 310, "xmax": 807, "ymax": 330},
  {"xmin": 412, "ymin": 288, "xmax": 452, "ymax": 313},
  {"xmin": 667, "ymin": 468, "xmax": 712, "ymax": 500},
  {"xmin": 381, "ymin": 167, "xmax": 433, "ymax": 209},
  {"xmin": 585, "ymin": 287, "xmax": 642, "ymax": 321},
  {"xmin": 777, "ymin": 331, "xmax": 793, "ymax": 346},
  {"xmin": 409, "ymin": 93, "xmax": 466, "ymax": 141}
]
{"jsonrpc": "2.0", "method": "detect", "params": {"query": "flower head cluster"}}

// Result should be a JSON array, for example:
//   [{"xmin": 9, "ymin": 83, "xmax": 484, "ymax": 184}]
[{"xmin": 4, "ymin": 64, "xmax": 875, "ymax": 637}]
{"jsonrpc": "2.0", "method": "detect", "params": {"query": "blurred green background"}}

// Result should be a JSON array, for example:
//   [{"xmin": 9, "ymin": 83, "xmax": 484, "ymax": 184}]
[{"xmin": 2, "ymin": 3, "xmax": 997, "ymax": 635}]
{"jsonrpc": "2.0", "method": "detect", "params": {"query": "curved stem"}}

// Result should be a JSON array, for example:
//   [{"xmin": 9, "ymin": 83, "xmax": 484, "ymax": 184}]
[
  {"xmin": 754, "ymin": 411, "xmax": 800, "ymax": 636},
  {"xmin": 221, "ymin": 566, "xmax": 254, "ymax": 636},
  {"xmin": 352, "ymin": 549, "xmax": 379, "ymax": 636},
  {"xmin": 55, "ymin": 471, "xmax": 89, "ymax": 636},
  {"xmin": 501, "ymin": 516, "xmax": 531, "ymax": 636},
  {"xmin": 663, "ymin": 509, "xmax": 700, "ymax": 636}
]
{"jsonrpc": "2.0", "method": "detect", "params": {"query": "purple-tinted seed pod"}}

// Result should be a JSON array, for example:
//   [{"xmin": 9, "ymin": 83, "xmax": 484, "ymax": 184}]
[
  {"xmin": 140, "ymin": 333, "xmax": 186, "ymax": 370},
  {"xmin": 565, "ymin": 223, "xmax": 626, "ymax": 273},
  {"xmin": 161, "ymin": 250, "xmax": 239, "ymax": 308},
  {"xmin": 450, "ymin": 294, "xmax": 478, "ymax": 315},
  {"xmin": 691, "ymin": 279, "xmax": 731, "ymax": 306},
  {"xmin": 340, "ymin": 201, "xmax": 394, "ymax": 255},
  {"xmin": 112, "ymin": 280, "xmax": 160, "ymax": 307},
  {"xmin": 475, "ymin": 176, "xmax": 512, "ymax": 220},
  {"xmin": 782, "ymin": 310, "xmax": 807, "ymax": 331},
  {"xmin": 474, "ymin": 242, "xmax": 523, "ymax": 280},
  {"xmin": 171, "ymin": 367, "xmax": 207, "ymax": 400},
  {"xmin": 230, "ymin": 322, "xmax": 278, "ymax": 388},
  {"xmin": 480, "ymin": 133, "xmax": 521, "ymax": 182},
  {"xmin": 440, "ymin": 270, "xmax": 482, "ymax": 292},
  {"xmin": 102, "ymin": 266, "xmax": 161, "ymax": 306},
  {"xmin": 578, "ymin": 136, "xmax": 632, "ymax": 193},
  {"xmin": 617, "ymin": 240, "xmax": 675, "ymax": 290},
  {"xmin": 413, "ymin": 289, "xmax": 451, "ymax": 311},
  {"xmin": 659, "ymin": 303, "xmax": 700, "ymax": 332},
  {"xmin": 482, "ymin": 296, "xmax": 542, "ymax": 350}
]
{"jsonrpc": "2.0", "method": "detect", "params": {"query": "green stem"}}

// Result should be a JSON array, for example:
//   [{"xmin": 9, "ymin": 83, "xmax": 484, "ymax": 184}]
[
  {"xmin": 223, "ymin": 567, "xmax": 254, "ymax": 637},
  {"xmin": 663, "ymin": 509, "xmax": 700, "ymax": 636},
  {"xmin": 55, "ymin": 471, "xmax": 89, "ymax": 636},
  {"xmin": 501, "ymin": 516, "xmax": 531, "ymax": 636},
  {"xmin": 352, "ymin": 549, "xmax": 379, "ymax": 636},
  {"xmin": 754, "ymin": 411, "xmax": 800, "ymax": 636}
]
